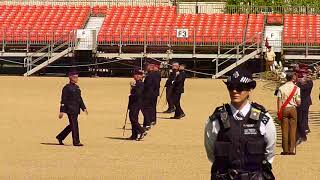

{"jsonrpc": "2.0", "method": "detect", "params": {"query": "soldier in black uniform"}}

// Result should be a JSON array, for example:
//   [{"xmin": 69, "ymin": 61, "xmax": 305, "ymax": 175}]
[
  {"xmin": 163, "ymin": 62, "xmax": 180, "ymax": 113},
  {"xmin": 204, "ymin": 69, "xmax": 276, "ymax": 180},
  {"xmin": 56, "ymin": 71, "xmax": 88, "ymax": 146},
  {"xmin": 170, "ymin": 64, "xmax": 186, "ymax": 119},
  {"xmin": 128, "ymin": 69, "xmax": 147, "ymax": 141},
  {"xmin": 151, "ymin": 64, "xmax": 161, "ymax": 126},
  {"xmin": 142, "ymin": 63, "xmax": 157, "ymax": 130}
]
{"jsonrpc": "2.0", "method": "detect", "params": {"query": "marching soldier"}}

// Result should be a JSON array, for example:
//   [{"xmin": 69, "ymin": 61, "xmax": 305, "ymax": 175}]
[
  {"xmin": 151, "ymin": 64, "xmax": 161, "ymax": 126},
  {"xmin": 128, "ymin": 69, "xmax": 147, "ymax": 141},
  {"xmin": 170, "ymin": 64, "xmax": 186, "ymax": 119},
  {"xmin": 163, "ymin": 62, "xmax": 179, "ymax": 113},
  {"xmin": 142, "ymin": 63, "xmax": 157, "ymax": 130},
  {"xmin": 56, "ymin": 71, "xmax": 88, "ymax": 146},
  {"xmin": 277, "ymin": 71, "xmax": 301, "ymax": 155},
  {"xmin": 204, "ymin": 69, "xmax": 276, "ymax": 180}
]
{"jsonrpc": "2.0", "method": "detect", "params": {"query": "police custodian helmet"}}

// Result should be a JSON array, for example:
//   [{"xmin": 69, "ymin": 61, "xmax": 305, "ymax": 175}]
[{"xmin": 224, "ymin": 68, "xmax": 256, "ymax": 90}]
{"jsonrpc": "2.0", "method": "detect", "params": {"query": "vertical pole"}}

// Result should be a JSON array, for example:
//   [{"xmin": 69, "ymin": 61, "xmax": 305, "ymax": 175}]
[
  {"xmin": 193, "ymin": 27, "xmax": 196, "ymax": 55},
  {"xmin": 27, "ymin": 29, "xmax": 30, "ymax": 53},
  {"xmin": 144, "ymin": 29, "xmax": 147, "ymax": 54},
  {"xmin": 140, "ymin": 57, "xmax": 143, "ymax": 70},
  {"xmin": 119, "ymin": 28, "xmax": 122, "ymax": 54},
  {"xmin": 236, "ymin": 45, "xmax": 240, "ymax": 64}
]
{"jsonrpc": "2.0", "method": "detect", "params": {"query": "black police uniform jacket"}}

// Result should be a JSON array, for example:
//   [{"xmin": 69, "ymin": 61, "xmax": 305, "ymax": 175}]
[
  {"xmin": 154, "ymin": 71, "xmax": 161, "ymax": 96},
  {"xmin": 210, "ymin": 103, "xmax": 268, "ymax": 173},
  {"xmin": 172, "ymin": 70, "xmax": 186, "ymax": 94},
  {"xmin": 165, "ymin": 70, "xmax": 176, "ymax": 87},
  {"xmin": 128, "ymin": 80, "xmax": 144, "ymax": 110},
  {"xmin": 143, "ymin": 72, "xmax": 157, "ymax": 99},
  {"xmin": 59, "ymin": 83, "xmax": 86, "ymax": 115}
]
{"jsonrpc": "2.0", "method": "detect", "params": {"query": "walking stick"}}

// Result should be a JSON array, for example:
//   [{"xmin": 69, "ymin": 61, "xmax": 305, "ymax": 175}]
[
  {"xmin": 122, "ymin": 85, "xmax": 133, "ymax": 136},
  {"xmin": 122, "ymin": 107, "xmax": 129, "ymax": 136},
  {"xmin": 157, "ymin": 86, "xmax": 165, "ymax": 106}
]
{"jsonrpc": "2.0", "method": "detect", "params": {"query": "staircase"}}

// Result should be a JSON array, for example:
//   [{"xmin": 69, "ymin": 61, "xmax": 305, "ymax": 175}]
[
  {"xmin": 76, "ymin": 16, "xmax": 104, "ymax": 50},
  {"xmin": 23, "ymin": 31, "xmax": 76, "ymax": 77},
  {"xmin": 212, "ymin": 33, "xmax": 263, "ymax": 79}
]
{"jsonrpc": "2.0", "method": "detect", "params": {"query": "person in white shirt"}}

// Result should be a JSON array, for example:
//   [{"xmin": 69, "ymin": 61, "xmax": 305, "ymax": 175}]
[{"xmin": 204, "ymin": 69, "xmax": 276, "ymax": 180}]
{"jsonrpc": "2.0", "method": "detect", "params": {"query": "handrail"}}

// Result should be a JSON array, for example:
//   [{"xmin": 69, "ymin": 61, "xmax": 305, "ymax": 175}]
[{"xmin": 212, "ymin": 32, "xmax": 262, "ymax": 63}]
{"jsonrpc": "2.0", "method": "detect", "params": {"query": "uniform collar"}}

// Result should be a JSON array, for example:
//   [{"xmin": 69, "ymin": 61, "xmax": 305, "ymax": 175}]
[{"xmin": 230, "ymin": 102, "xmax": 251, "ymax": 119}]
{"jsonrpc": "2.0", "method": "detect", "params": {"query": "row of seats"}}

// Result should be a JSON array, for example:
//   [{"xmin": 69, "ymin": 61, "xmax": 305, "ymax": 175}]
[
  {"xmin": 283, "ymin": 14, "xmax": 320, "ymax": 45},
  {"xmin": 0, "ymin": 5, "xmax": 90, "ymax": 43},
  {"xmin": 0, "ymin": 4, "xmax": 264, "ymax": 45},
  {"xmin": 97, "ymin": 6, "xmax": 263, "ymax": 45}
]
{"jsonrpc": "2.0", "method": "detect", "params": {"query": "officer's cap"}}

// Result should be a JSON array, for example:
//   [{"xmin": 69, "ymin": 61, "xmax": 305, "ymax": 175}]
[{"xmin": 224, "ymin": 68, "xmax": 256, "ymax": 89}]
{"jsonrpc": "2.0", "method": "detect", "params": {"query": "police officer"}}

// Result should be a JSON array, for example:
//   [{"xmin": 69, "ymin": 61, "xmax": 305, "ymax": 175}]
[
  {"xmin": 170, "ymin": 64, "xmax": 186, "ymax": 119},
  {"xmin": 204, "ymin": 69, "xmax": 276, "ymax": 180},
  {"xmin": 142, "ymin": 63, "xmax": 157, "ymax": 130},
  {"xmin": 128, "ymin": 69, "xmax": 147, "ymax": 141},
  {"xmin": 151, "ymin": 64, "xmax": 161, "ymax": 126},
  {"xmin": 163, "ymin": 62, "xmax": 179, "ymax": 113},
  {"xmin": 56, "ymin": 71, "xmax": 88, "ymax": 146}
]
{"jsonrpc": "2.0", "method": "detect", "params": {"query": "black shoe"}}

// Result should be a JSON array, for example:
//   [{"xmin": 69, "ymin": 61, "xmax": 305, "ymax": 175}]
[
  {"xmin": 296, "ymin": 138, "xmax": 302, "ymax": 146},
  {"xmin": 280, "ymin": 152, "xmax": 289, "ymax": 155},
  {"xmin": 73, "ymin": 143, "xmax": 84, "ymax": 146},
  {"xmin": 128, "ymin": 136, "xmax": 137, "ymax": 140},
  {"xmin": 306, "ymin": 129, "xmax": 311, "ymax": 134},
  {"xmin": 151, "ymin": 122, "xmax": 157, "ymax": 126},
  {"xmin": 136, "ymin": 132, "xmax": 147, "ymax": 141},
  {"xmin": 144, "ymin": 126, "xmax": 151, "ymax": 131},
  {"xmin": 170, "ymin": 114, "xmax": 186, "ymax": 119},
  {"xmin": 289, "ymin": 152, "xmax": 296, "ymax": 155},
  {"xmin": 163, "ymin": 109, "xmax": 175, "ymax": 113},
  {"xmin": 56, "ymin": 138, "xmax": 64, "ymax": 145}
]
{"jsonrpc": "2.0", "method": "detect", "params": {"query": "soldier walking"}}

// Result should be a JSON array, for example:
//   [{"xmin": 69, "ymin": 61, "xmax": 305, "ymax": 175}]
[
  {"xmin": 128, "ymin": 69, "xmax": 147, "ymax": 141},
  {"xmin": 56, "ymin": 71, "xmax": 88, "ymax": 146},
  {"xmin": 277, "ymin": 71, "xmax": 301, "ymax": 155},
  {"xmin": 163, "ymin": 62, "xmax": 179, "ymax": 113},
  {"xmin": 170, "ymin": 64, "xmax": 186, "ymax": 119}
]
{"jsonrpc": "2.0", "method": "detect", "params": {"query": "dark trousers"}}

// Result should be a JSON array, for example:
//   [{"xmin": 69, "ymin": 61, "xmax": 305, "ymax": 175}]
[
  {"xmin": 142, "ymin": 98, "xmax": 153, "ymax": 127},
  {"xmin": 297, "ymin": 106, "xmax": 310, "ymax": 139},
  {"xmin": 172, "ymin": 93, "xmax": 184, "ymax": 117},
  {"xmin": 166, "ymin": 86, "xmax": 174, "ymax": 110},
  {"xmin": 129, "ymin": 106, "xmax": 145, "ymax": 138},
  {"xmin": 56, "ymin": 114, "xmax": 80, "ymax": 145},
  {"xmin": 281, "ymin": 107, "xmax": 297, "ymax": 153},
  {"xmin": 151, "ymin": 96, "xmax": 158, "ymax": 123}
]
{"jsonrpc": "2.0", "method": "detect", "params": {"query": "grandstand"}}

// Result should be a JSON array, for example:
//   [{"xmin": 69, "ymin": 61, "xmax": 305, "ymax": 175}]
[{"xmin": 0, "ymin": 0, "xmax": 318, "ymax": 77}]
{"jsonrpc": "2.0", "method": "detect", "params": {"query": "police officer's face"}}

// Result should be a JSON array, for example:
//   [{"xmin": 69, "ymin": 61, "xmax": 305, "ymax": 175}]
[
  {"xmin": 227, "ymin": 85, "xmax": 251, "ymax": 104},
  {"xmin": 69, "ymin": 75, "xmax": 78, "ymax": 83},
  {"xmin": 172, "ymin": 63, "xmax": 179, "ymax": 70}
]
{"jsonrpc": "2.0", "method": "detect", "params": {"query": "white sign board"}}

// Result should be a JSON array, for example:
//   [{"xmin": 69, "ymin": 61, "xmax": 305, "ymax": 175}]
[
  {"xmin": 77, "ymin": 29, "xmax": 91, "ymax": 39},
  {"xmin": 264, "ymin": 26, "xmax": 283, "ymax": 52},
  {"xmin": 76, "ymin": 29, "xmax": 97, "ymax": 51},
  {"xmin": 176, "ymin": 29, "xmax": 189, "ymax": 38}
]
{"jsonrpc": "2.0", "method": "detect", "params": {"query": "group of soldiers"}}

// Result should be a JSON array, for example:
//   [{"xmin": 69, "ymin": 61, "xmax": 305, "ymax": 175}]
[
  {"xmin": 128, "ymin": 62, "xmax": 186, "ymax": 140},
  {"xmin": 55, "ymin": 61, "xmax": 186, "ymax": 145}
]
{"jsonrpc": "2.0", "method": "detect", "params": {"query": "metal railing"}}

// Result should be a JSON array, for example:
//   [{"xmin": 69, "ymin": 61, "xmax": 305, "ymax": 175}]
[
  {"xmin": 177, "ymin": 5, "xmax": 320, "ymax": 14},
  {"xmin": 97, "ymin": 26, "xmax": 250, "ymax": 47},
  {"xmin": 2, "ymin": 0, "xmax": 172, "ymax": 6},
  {"xmin": 24, "ymin": 30, "xmax": 77, "ymax": 72},
  {"xmin": 212, "ymin": 32, "xmax": 263, "ymax": 75}
]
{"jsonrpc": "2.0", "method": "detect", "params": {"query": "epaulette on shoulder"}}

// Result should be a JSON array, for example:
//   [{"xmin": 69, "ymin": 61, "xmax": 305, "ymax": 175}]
[
  {"xmin": 251, "ymin": 102, "xmax": 267, "ymax": 113},
  {"xmin": 209, "ymin": 105, "xmax": 225, "ymax": 121}
]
